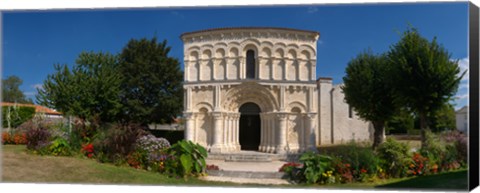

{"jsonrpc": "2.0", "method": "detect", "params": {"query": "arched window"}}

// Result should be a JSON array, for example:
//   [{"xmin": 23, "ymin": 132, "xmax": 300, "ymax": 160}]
[{"xmin": 246, "ymin": 50, "xmax": 256, "ymax": 79}]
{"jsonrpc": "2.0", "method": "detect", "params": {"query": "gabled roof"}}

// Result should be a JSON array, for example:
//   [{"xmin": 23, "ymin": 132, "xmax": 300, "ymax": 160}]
[
  {"xmin": 1, "ymin": 102, "xmax": 62, "ymax": 115},
  {"xmin": 456, "ymin": 105, "xmax": 468, "ymax": 114}
]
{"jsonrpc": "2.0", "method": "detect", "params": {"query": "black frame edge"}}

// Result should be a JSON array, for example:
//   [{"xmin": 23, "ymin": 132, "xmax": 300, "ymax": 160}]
[{"xmin": 469, "ymin": 1, "xmax": 480, "ymax": 191}]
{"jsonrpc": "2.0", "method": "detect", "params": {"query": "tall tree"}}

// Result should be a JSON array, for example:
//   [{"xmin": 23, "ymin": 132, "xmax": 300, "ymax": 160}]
[
  {"xmin": 428, "ymin": 103, "xmax": 456, "ymax": 132},
  {"xmin": 387, "ymin": 27, "xmax": 465, "ymax": 148},
  {"xmin": 118, "ymin": 37, "xmax": 183, "ymax": 125},
  {"xmin": 342, "ymin": 50, "xmax": 397, "ymax": 149},
  {"xmin": 36, "ymin": 51, "xmax": 123, "ymax": 124},
  {"xmin": 2, "ymin": 75, "xmax": 33, "ymax": 104}
]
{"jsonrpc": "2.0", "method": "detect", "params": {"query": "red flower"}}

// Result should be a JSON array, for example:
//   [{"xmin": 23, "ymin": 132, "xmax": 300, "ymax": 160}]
[
  {"xmin": 81, "ymin": 143, "xmax": 95, "ymax": 158},
  {"xmin": 360, "ymin": 168, "xmax": 367, "ymax": 173}
]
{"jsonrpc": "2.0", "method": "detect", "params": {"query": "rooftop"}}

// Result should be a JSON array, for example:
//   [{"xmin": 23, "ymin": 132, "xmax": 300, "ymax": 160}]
[{"xmin": 180, "ymin": 27, "xmax": 320, "ymax": 38}]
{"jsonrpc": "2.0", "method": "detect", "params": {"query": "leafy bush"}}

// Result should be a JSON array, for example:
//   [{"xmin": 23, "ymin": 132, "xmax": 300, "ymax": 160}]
[
  {"xmin": 376, "ymin": 138, "xmax": 411, "ymax": 178},
  {"xmin": 331, "ymin": 156, "xmax": 354, "ymax": 183},
  {"xmin": 298, "ymin": 151, "xmax": 333, "ymax": 184},
  {"xmin": 81, "ymin": 143, "xmax": 95, "ymax": 158},
  {"xmin": 441, "ymin": 131, "xmax": 468, "ymax": 164},
  {"xmin": 407, "ymin": 152, "xmax": 430, "ymax": 176},
  {"xmin": 2, "ymin": 106, "xmax": 36, "ymax": 128},
  {"xmin": 135, "ymin": 134, "xmax": 171, "ymax": 154},
  {"xmin": 2, "ymin": 131, "xmax": 27, "ymax": 145},
  {"xmin": 279, "ymin": 162, "xmax": 303, "ymax": 182},
  {"xmin": 327, "ymin": 142, "xmax": 380, "ymax": 179},
  {"xmin": 129, "ymin": 134, "xmax": 171, "ymax": 170},
  {"xmin": 92, "ymin": 123, "xmax": 146, "ymax": 163},
  {"xmin": 48, "ymin": 137, "xmax": 72, "ymax": 156},
  {"xmin": 26, "ymin": 127, "xmax": 52, "ymax": 152},
  {"xmin": 1, "ymin": 132, "xmax": 10, "ymax": 144},
  {"xmin": 166, "ymin": 140, "xmax": 207, "ymax": 178}
]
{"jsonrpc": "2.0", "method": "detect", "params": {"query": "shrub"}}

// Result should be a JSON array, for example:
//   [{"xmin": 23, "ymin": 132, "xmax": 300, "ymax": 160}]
[
  {"xmin": 326, "ymin": 141, "xmax": 380, "ymax": 180},
  {"xmin": 147, "ymin": 151, "xmax": 173, "ymax": 172},
  {"xmin": 92, "ymin": 123, "xmax": 146, "ymax": 163},
  {"xmin": 26, "ymin": 127, "xmax": 52, "ymax": 152},
  {"xmin": 441, "ymin": 130, "xmax": 468, "ymax": 164},
  {"xmin": 126, "ymin": 151, "xmax": 144, "ymax": 169},
  {"xmin": 2, "ymin": 132, "xmax": 11, "ymax": 144},
  {"xmin": 12, "ymin": 133, "xmax": 27, "ymax": 144},
  {"xmin": 331, "ymin": 156, "xmax": 354, "ymax": 183},
  {"xmin": 420, "ymin": 131, "xmax": 463, "ymax": 172},
  {"xmin": 297, "ymin": 151, "xmax": 333, "ymax": 184},
  {"xmin": 407, "ymin": 152, "xmax": 430, "ymax": 176},
  {"xmin": 131, "ymin": 134, "xmax": 171, "ymax": 170},
  {"xmin": 279, "ymin": 162, "xmax": 303, "ymax": 182},
  {"xmin": 166, "ymin": 140, "xmax": 207, "ymax": 178},
  {"xmin": 376, "ymin": 137, "xmax": 411, "ymax": 178},
  {"xmin": 135, "ymin": 134, "xmax": 171, "ymax": 154},
  {"xmin": 48, "ymin": 137, "xmax": 72, "ymax": 156},
  {"xmin": 81, "ymin": 143, "xmax": 95, "ymax": 158}
]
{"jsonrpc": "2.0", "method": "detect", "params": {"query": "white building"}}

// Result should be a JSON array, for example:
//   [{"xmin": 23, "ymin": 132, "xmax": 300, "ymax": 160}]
[
  {"xmin": 455, "ymin": 106, "xmax": 468, "ymax": 134},
  {"xmin": 181, "ymin": 27, "xmax": 372, "ymax": 154}
]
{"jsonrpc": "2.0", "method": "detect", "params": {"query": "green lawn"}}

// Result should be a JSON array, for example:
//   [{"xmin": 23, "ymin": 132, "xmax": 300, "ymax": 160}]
[
  {"xmin": 1, "ymin": 145, "xmax": 232, "ymax": 186},
  {"xmin": 376, "ymin": 169, "xmax": 469, "ymax": 191}
]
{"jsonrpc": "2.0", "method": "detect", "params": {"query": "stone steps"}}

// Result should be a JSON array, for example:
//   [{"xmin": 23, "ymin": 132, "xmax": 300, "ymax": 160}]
[
  {"xmin": 208, "ymin": 152, "xmax": 301, "ymax": 162},
  {"xmin": 206, "ymin": 169, "xmax": 287, "ymax": 179}
]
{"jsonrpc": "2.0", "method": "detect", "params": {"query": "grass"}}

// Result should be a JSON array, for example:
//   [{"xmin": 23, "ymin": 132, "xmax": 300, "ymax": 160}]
[
  {"xmin": 1, "ymin": 145, "xmax": 232, "ymax": 186},
  {"xmin": 376, "ymin": 169, "xmax": 468, "ymax": 191}
]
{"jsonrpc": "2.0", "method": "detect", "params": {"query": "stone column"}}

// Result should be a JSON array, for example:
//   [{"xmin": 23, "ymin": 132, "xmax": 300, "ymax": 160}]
[
  {"xmin": 184, "ymin": 113, "xmax": 195, "ymax": 142},
  {"xmin": 305, "ymin": 113, "xmax": 318, "ymax": 152},
  {"xmin": 234, "ymin": 113, "xmax": 241, "ymax": 151},
  {"xmin": 259, "ymin": 113, "xmax": 265, "ymax": 152},
  {"xmin": 268, "ymin": 115, "xmax": 275, "ymax": 153},
  {"xmin": 227, "ymin": 114, "xmax": 234, "ymax": 151},
  {"xmin": 210, "ymin": 112, "xmax": 223, "ymax": 153},
  {"xmin": 276, "ymin": 113, "xmax": 288, "ymax": 154},
  {"xmin": 223, "ymin": 113, "xmax": 229, "ymax": 151},
  {"xmin": 279, "ymin": 85, "xmax": 286, "ymax": 111},
  {"xmin": 239, "ymin": 56, "xmax": 245, "ymax": 80}
]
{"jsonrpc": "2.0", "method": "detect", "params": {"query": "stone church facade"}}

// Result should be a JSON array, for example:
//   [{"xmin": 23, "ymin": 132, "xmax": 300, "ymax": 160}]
[{"xmin": 181, "ymin": 27, "xmax": 373, "ymax": 154}]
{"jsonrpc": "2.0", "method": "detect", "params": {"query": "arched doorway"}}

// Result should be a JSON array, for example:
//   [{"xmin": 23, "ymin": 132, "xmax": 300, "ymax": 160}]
[{"xmin": 239, "ymin": 102, "xmax": 261, "ymax": 151}]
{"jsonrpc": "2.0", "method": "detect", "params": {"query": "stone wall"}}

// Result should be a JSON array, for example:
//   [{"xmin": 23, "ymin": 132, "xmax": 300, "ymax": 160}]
[{"xmin": 317, "ymin": 79, "xmax": 373, "ymax": 146}]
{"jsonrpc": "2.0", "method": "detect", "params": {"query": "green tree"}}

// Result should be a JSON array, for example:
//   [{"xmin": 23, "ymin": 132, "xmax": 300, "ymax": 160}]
[
  {"xmin": 387, "ymin": 27, "xmax": 465, "ymax": 148},
  {"xmin": 342, "ymin": 50, "xmax": 397, "ymax": 149},
  {"xmin": 427, "ymin": 103, "xmax": 456, "ymax": 132},
  {"xmin": 385, "ymin": 108, "xmax": 415, "ymax": 134},
  {"xmin": 118, "ymin": 37, "xmax": 183, "ymax": 125},
  {"xmin": 36, "ymin": 51, "xmax": 123, "ymax": 124},
  {"xmin": 2, "ymin": 75, "xmax": 34, "ymax": 104}
]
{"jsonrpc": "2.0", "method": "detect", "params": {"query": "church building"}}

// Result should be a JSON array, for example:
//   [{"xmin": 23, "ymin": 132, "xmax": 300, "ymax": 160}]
[{"xmin": 181, "ymin": 27, "xmax": 373, "ymax": 154}]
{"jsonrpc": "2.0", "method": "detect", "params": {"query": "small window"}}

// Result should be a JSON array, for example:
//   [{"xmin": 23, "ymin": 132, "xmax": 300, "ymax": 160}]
[
  {"xmin": 246, "ymin": 50, "xmax": 255, "ymax": 79},
  {"xmin": 348, "ymin": 105, "xmax": 353, "ymax": 118}
]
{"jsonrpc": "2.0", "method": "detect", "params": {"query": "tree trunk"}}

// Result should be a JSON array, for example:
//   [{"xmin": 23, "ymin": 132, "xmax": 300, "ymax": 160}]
[
  {"xmin": 419, "ymin": 112, "xmax": 430, "ymax": 149},
  {"xmin": 372, "ymin": 121, "xmax": 385, "ymax": 150}
]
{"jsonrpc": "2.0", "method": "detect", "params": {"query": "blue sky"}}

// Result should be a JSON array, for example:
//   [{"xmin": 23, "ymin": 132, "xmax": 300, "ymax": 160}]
[{"xmin": 2, "ymin": 2, "xmax": 469, "ymax": 109}]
